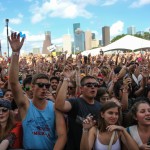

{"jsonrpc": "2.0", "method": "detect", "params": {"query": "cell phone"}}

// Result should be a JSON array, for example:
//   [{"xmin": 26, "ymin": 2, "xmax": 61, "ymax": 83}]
[
  {"xmin": 76, "ymin": 115, "xmax": 84, "ymax": 125},
  {"xmin": 124, "ymin": 73, "xmax": 130, "ymax": 79}
]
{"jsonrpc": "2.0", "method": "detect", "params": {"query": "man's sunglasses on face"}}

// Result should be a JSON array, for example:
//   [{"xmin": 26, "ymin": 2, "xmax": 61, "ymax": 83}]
[
  {"xmin": 83, "ymin": 82, "xmax": 99, "ymax": 88},
  {"xmin": 35, "ymin": 83, "xmax": 50, "ymax": 89}
]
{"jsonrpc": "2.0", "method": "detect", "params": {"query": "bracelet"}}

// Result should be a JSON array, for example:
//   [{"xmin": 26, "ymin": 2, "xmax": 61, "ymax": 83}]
[
  {"xmin": 82, "ymin": 128, "xmax": 89, "ymax": 133},
  {"xmin": 63, "ymin": 77, "xmax": 70, "ymax": 82},
  {"xmin": 12, "ymin": 52, "xmax": 20, "ymax": 56}
]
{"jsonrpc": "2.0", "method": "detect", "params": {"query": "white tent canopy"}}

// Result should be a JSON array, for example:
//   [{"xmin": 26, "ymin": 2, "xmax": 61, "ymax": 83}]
[{"xmin": 82, "ymin": 35, "xmax": 150, "ymax": 56}]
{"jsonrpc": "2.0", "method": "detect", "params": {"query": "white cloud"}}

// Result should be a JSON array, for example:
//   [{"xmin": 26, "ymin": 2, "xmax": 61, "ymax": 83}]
[
  {"xmin": 9, "ymin": 13, "xmax": 23, "ymax": 25},
  {"xmin": 30, "ymin": 0, "xmax": 98, "ymax": 23},
  {"xmin": 102, "ymin": 0, "xmax": 118, "ymax": 6},
  {"xmin": 130, "ymin": 0, "xmax": 150, "ymax": 7},
  {"xmin": 110, "ymin": 21, "xmax": 124, "ymax": 37}
]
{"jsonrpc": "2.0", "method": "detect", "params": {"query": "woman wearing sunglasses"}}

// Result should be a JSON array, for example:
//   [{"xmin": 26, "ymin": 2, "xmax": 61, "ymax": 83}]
[
  {"xmin": 0, "ymin": 99, "xmax": 22, "ymax": 149},
  {"xmin": 80, "ymin": 101, "xmax": 139, "ymax": 150}
]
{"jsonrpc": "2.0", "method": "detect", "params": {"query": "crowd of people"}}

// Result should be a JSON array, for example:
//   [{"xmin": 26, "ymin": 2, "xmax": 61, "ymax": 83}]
[{"xmin": 0, "ymin": 32, "xmax": 150, "ymax": 150}]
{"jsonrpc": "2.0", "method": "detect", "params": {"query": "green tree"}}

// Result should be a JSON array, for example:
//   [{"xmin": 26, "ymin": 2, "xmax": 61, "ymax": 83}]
[
  {"xmin": 111, "ymin": 32, "xmax": 150, "ymax": 43},
  {"xmin": 111, "ymin": 34, "xmax": 126, "ymax": 43}
]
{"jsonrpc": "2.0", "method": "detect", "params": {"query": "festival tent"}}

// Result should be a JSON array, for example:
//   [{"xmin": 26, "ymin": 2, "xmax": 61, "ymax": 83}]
[
  {"xmin": 102, "ymin": 35, "xmax": 150, "ymax": 52},
  {"xmin": 81, "ymin": 35, "xmax": 150, "ymax": 56}
]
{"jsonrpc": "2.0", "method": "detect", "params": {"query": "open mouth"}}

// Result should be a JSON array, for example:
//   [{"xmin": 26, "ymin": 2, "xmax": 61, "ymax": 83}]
[{"xmin": 145, "ymin": 118, "xmax": 150, "ymax": 120}]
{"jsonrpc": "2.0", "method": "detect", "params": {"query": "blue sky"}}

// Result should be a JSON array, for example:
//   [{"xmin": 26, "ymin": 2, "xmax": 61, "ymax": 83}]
[{"xmin": 0, "ymin": 0, "xmax": 150, "ymax": 54}]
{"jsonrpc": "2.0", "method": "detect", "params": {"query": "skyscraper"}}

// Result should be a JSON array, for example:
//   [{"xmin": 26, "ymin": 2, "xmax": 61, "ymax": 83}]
[
  {"xmin": 85, "ymin": 30, "xmax": 92, "ymax": 50},
  {"xmin": 42, "ymin": 31, "xmax": 51, "ymax": 54},
  {"xmin": 92, "ymin": 33, "xmax": 96, "ymax": 39},
  {"xmin": 63, "ymin": 34, "xmax": 72, "ymax": 54},
  {"xmin": 102, "ymin": 26, "xmax": 110, "ymax": 46},
  {"xmin": 127, "ymin": 26, "xmax": 136, "ymax": 35},
  {"xmin": 73, "ymin": 23, "xmax": 85, "ymax": 53}
]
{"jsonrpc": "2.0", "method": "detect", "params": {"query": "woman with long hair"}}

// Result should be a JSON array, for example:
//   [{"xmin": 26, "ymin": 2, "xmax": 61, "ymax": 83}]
[
  {"xmin": 80, "ymin": 101, "xmax": 139, "ymax": 150},
  {"xmin": 127, "ymin": 101, "xmax": 150, "ymax": 150},
  {"xmin": 0, "ymin": 98, "xmax": 22, "ymax": 149}
]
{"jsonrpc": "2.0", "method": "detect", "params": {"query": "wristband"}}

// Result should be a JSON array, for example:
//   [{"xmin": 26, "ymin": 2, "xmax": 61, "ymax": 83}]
[
  {"xmin": 63, "ymin": 77, "xmax": 70, "ymax": 82},
  {"xmin": 12, "ymin": 52, "xmax": 20, "ymax": 56}
]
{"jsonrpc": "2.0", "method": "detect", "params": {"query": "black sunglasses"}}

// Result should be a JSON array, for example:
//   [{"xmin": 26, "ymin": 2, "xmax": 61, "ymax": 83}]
[
  {"xmin": 83, "ymin": 83, "xmax": 99, "ymax": 88},
  {"xmin": 98, "ymin": 78, "xmax": 103, "ymax": 81},
  {"xmin": 23, "ymin": 87, "xmax": 31, "ymax": 91},
  {"xmin": 0, "ymin": 108, "xmax": 9, "ymax": 113},
  {"xmin": 68, "ymin": 86, "xmax": 75, "ymax": 90},
  {"xmin": 35, "ymin": 83, "xmax": 50, "ymax": 89}
]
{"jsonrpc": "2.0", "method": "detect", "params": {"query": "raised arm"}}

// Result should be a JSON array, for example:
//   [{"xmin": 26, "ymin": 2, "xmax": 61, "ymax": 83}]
[
  {"xmin": 80, "ymin": 115, "xmax": 96, "ymax": 150},
  {"xmin": 54, "ymin": 109, "xmax": 67, "ymax": 150},
  {"xmin": 8, "ymin": 32, "xmax": 29, "ymax": 120},
  {"xmin": 55, "ymin": 66, "xmax": 72, "ymax": 112}
]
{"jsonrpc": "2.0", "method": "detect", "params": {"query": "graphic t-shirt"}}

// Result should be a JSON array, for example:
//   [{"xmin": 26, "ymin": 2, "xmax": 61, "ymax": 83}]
[{"xmin": 22, "ymin": 100, "xmax": 56, "ymax": 150}]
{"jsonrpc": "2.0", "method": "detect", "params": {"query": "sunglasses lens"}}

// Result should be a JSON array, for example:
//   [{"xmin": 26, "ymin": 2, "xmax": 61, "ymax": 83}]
[
  {"xmin": 84, "ymin": 83, "xmax": 99, "ymax": 88},
  {"xmin": 36, "ymin": 83, "xmax": 50, "ymax": 89},
  {"xmin": 45, "ymin": 84, "xmax": 50, "ymax": 89},
  {"xmin": 0, "ymin": 108, "xmax": 8, "ymax": 113},
  {"xmin": 68, "ymin": 87, "xmax": 74, "ymax": 90},
  {"xmin": 24, "ymin": 87, "xmax": 30, "ymax": 91}
]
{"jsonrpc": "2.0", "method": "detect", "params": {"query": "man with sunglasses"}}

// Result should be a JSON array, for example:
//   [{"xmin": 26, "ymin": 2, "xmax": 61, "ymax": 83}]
[
  {"xmin": 8, "ymin": 32, "xmax": 67, "ymax": 150},
  {"xmin": 56, "ymin": 69, "xmax": 101, "ymax": 150}
]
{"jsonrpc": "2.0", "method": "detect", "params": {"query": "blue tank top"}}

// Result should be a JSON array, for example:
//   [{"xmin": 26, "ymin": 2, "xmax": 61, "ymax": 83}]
[{"xmin": 22, "ymin": 100, "xmax": 56, "ymax": 150}]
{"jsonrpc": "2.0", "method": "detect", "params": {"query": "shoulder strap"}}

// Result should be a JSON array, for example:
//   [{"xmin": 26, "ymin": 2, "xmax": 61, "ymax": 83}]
[{"xmin": 108, "ymin": 131, "xmax": 116, "ymax": 150}]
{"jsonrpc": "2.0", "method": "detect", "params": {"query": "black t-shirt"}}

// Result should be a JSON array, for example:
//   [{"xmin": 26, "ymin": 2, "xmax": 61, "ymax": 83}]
[{"xmin": 66, "ymin": 97, "xmax": 101, "ymax": 150}]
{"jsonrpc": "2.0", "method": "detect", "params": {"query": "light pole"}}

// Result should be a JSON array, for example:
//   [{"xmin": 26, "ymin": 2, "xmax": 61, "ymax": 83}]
[{"xmin": 5, "ymin": 19, "xmax": 9, "ymax": 57}]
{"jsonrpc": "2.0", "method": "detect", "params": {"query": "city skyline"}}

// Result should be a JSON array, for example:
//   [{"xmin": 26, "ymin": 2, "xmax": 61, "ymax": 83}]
[{"xmin": 0, "ymin": 0, "xmax": 150, "ymax": 54}]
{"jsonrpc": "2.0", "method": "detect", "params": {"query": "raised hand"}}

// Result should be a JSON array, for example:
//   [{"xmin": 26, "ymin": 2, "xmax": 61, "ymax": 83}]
[
  {"xmin": 82, "ymin": 114, "xmax": 96, "ymax": 130},
  {"xmin": 8, "ymin": 32, "xmax": 25, "ymax": 52}
]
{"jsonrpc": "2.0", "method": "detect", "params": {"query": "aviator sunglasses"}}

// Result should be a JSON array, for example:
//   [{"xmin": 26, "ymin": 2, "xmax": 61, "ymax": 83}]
[
  {"xmin": 35, "ymin": 83, "xmax": 50, "ymax": 89},
  {"xmin": 83, "ymin": 82, "xmax": 99, "ymax": 88}
]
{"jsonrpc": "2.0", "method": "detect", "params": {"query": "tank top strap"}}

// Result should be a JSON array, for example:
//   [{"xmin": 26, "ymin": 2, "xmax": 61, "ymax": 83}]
[{"xmin": 96, "ymin": 128, "xmax": 99, "ymax": 138}]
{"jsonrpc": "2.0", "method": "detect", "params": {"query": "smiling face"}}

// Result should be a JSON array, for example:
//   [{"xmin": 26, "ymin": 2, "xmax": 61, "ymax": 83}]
[
  {"xmin": 135, "ymin": 103, "xmax": 150, "ymax": 126},
  {"xmin": 101, "ymin": 107, "xmax": 119, "ymax": 125}
]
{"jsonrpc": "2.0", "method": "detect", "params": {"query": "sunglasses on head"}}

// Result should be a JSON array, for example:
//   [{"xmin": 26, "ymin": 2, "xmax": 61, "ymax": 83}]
[
  {"xmin": 35, "ymin": 83, "xmax": 50, "ymax": 89},
  {"xmin": 23, "ymin": 87, "xmax": 31, "ymax": 91},
  {"xmin": 0, "ymin": 108, "xmax": 9, "ymax": 113},
  {"xmin": 83, "ymin": 83, "xmax": 99, "ymax": 88}
]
